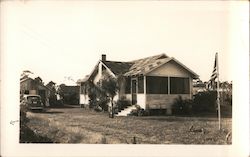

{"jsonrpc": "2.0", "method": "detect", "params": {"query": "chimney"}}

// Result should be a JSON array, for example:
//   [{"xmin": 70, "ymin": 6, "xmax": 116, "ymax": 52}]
[{"xmin": 101, "ymin": 54, "xmax": 106, "ymax": 61}]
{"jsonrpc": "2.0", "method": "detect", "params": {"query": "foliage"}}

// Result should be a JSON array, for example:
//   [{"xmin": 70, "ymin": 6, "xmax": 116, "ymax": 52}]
[
  {"xmin": 192, "ymin": 91, "xmax": 217, "ymax": 113},
  {"xmin": 116, "ymin": 96, "xmax": 131, "ymax": 112},
  {"xmin": 128, "ymin": 105, "xmax": 148, "ymax": 116},
  {"xmin": 171, "ymin": 90, "xmax": 232, "ymax": 116},
  {"xmin": 96, "ymin": 96, "xmax": 109, "ymax": 111},
  {"xmin": 20, "ymin": 70, "xmax": 33, "ymax": 80},
  {"xmin": 100, "ymin": 74, "xmax": 119, "ymax": 117},
  {"xmin": 20, "ymin": 104, "xmax": 53, "ymax": 143},
  {"xmin": 87, "ymin": 81, "xmax": 103, "ymax": 109},
  {"xmin": 20, "ymin": 105, "xmax": 29, "ymax": 128},
  {"xmin": 172, "ymin": 96, "xmax": 193, "ymax": 115},
  {"xmin": 86, "ymin": 72, "xmax": 119, "ymax": 116},
  {"xmin": 100, "ymin": 73, "xmax": 118, "ymax": 100},
  {"xmin": 57, "ymin": 84, "xmax": 66, "ymax": 99},
  {"xmin": 46, "ymin": 81, "xmax": 62, "ymax": 107},
  {"xmin": 57, "ymin": 84, "xmax": 79, "ymax": 105}
]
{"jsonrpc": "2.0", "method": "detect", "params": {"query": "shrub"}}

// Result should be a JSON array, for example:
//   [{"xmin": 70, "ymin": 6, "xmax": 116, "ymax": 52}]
[
  {"xmin": 96, "ymin": 96, "xmax": 109, "ymax": 111},
  {"xmin": 20, "ymin": 105, "xmax": 29, "ymax": 128},
  {"xmin": 128, "ymin": 105, "xmax": 148, "ymax": 116},
  {"xmin": 192, "ymin": 91, "xmax": 217, "ymax": 113},
  {"xmin": 172, "ymin": 96, "xmax": 193, "ymax": 115},
  {"xmin": 116, "ymin": 97, "xmax": 131, "ymax": 111},
  {"xmin": 88, "ymin": 88, "xmax": 98, "ymax": 109}
]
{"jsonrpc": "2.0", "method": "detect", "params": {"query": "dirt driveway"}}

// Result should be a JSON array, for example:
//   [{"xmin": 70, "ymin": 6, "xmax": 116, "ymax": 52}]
[{"xmin": 26, "ymin": 106, "xmax": 232, "ymax": 144}]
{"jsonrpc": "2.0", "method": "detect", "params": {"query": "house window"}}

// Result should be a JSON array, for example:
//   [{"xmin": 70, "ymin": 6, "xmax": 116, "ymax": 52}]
[
  {"xmin": 170, "ymin": 77, "xmax": 190, "ymax": 94},
  {"xmin": 125, "ymin": 77, "xmax": 131, "ymax": 94},
  {"xmin": 146, "ymin": 76, "xmax": 168, "ymax": 94},
  {"xmin": 24, "ymin": 90, "xmax": 29, "ymax": 94},
  {"xmin": 138, "ymin": 76, "xmax": 144, "ymax": 93}
]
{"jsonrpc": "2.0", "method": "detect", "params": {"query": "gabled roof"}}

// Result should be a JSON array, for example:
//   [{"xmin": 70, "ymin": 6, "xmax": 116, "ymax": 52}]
[
  {"xmin": 124, "ymin": 54, "xmax": 170, "ymax": 76},
  {"xmin": 84, "ymin": 53, "xmax": 199, "ymax": 81},
  {"xmin": 20, "ymin": 77, "xmax": 52, "ymax": 91},
  {"xmin": 102, "ymin": 61, "xmax": 133, "ymax": 75}
]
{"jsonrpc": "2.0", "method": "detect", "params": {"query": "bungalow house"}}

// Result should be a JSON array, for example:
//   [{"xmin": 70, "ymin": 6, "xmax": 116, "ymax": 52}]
[
  {"xmin": 20, "ymin": 77, "xmax": 51, "ymax": 106},
  {"xmin": 79, "ymin": 54, "xmax": 199, "ymax": 115}
]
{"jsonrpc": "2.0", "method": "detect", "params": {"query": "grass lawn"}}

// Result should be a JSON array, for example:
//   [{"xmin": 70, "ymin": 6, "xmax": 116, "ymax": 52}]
[{"xmin": 24, "ymin": 107, "xmax": 232, "ymax": 144}]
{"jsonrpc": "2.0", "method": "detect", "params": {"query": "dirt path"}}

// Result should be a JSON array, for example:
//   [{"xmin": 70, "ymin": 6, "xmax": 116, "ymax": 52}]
[{"xmin": 26, "ymin": 107, "xmax": 232, "ymax": 144}]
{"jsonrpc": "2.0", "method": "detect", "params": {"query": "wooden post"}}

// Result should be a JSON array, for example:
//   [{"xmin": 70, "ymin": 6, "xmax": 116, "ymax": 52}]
[
  {"xmin": 133, "ymin": 136, "xmax": 136, "ymax": 144},
  {"xmin": 144, "ymin": 75, "xmax": 147, "ymax": 109},
  {"xmin": 217, "ymin": 53, "xmax": 221, "ymax": 130}
]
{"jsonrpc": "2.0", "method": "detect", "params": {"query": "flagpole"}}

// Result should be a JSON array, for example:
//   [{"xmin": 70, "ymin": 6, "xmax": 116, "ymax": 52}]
[{"xmin": 216, "ymin": 52, "xmax": 221, "ymax": 130}]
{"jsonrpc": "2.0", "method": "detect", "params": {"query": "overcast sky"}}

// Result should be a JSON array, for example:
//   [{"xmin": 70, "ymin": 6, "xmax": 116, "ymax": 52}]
[{"xmin": 1, "ymin": 1, "xmax": 248, "ymax": 85}]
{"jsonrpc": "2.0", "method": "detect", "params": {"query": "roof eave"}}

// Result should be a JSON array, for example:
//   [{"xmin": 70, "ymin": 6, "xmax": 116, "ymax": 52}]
[
  {"xmin": 100, "ymin": 60, "xmax": 117, "ymax": 78},
  {"xmin": 143, "ymin": 57, "xmax": 199, "ymax": 79},
  {"xmin": 171, "ymin": 57, "xmax": 199, "ymax": 79}
]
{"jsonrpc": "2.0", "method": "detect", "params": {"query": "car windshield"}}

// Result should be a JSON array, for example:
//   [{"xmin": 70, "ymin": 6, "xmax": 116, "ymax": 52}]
[{"xmin": 27, "ymin": 96, "xmax": 40, "ymax": 103}]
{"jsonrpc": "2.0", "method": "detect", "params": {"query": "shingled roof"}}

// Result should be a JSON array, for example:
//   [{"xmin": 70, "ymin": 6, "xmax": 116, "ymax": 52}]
[
  {"xmin": 87, "ymin": 53, "xmax": 198, "ymax": 80},
  {"xmin": 102, "ymin": 61, "xmax": 133, "ymax": 75},
  {"xmin": 124, "ymin": 53, "xmax": 170, "ymax": 76}
]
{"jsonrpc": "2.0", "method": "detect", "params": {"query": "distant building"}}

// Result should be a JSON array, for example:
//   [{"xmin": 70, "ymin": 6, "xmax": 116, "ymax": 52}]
[
  {"xmin": 20, "ymin": 77, "xmax": 51, "ymax": 106},
  {"xmin": 193, "ymin": 79, "xmax": 206, "ymax": 94},
  {"xmin": 78, "ymin": 53, "xmax": 199, "ymax": 115}
]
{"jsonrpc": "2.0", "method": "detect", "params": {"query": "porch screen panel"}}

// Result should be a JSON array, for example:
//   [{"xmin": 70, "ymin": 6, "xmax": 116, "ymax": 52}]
[
  {"xmin": 146, "ymin": 76, "xmax": 168, "ymax": 94},
  {"xmin": 138, "ymin": 76, "xmax": 144, "ymax": 93},
  {"xmin": 125, "ymin": 77, "xmax": 131, "ymax": 94},
  {"xmin": 170, "ymin": 77, "xmax": 190, "ymax": 94}
]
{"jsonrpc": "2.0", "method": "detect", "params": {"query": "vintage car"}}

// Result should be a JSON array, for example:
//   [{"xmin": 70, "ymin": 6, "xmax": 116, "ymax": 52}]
[{"xmin": 21, "ymin": 94, "xmax": 45, "ymax": 111}]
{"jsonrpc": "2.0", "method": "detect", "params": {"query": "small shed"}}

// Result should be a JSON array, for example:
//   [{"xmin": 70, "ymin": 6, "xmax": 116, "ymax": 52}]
[{"xmin": 20, "ymin": 77, "xmax": 51, "ymax": 106}]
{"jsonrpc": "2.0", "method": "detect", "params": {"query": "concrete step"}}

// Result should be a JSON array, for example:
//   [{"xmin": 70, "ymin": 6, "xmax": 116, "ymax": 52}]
[{"xmin": 116, "ymin": 105, "xmax": 137, "ymax": 116}]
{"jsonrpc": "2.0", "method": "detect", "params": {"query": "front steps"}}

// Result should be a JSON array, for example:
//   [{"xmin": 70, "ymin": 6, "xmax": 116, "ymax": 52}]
[{"xmin": 115, "ymin": 105, "xmax": 137, "ymax": 116}]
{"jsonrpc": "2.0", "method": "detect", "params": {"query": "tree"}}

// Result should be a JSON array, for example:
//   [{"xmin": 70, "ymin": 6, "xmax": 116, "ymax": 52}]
[
  {"xmin": 57, "ymin": 84, "xmax": 66, "ymax": 101},
  {"xmin": 46, "ymin": 81, "xmax": 58, "ymax": 106},
  {"xmin": 20, "ymin": 70, "xmax": 33, "ymax": 80},
  {"xmin": 99, "ymin": 73, "xmax": 119, "ymax": 118}
]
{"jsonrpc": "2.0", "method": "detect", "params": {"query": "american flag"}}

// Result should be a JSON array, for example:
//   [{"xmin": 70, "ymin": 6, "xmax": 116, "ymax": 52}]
[
  {"xmin": 208, "ymin": 52, "xmax": 221, "ymax": 130},
  {"xmin": 208, "ymin": 53, "xmax": 218, "ymax": 90},
  {"xmin": 210, "ymin": 52, "xmax": 218, "ymax": 81}
]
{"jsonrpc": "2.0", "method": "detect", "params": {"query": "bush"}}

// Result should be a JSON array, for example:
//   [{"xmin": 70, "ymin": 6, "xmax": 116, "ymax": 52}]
[
  {"xmin": 192, "ymin": 91, "xmax": 217, "ymax": 113},
  {"xmin": 96, "ymin": 97, "xmax": 109, "ymax": 111},
  {"xmin": 116, "ymin": 97, "xmax": 131, "ymax": 111},
  {"xmin": 20, "ymin": 105, "xmax": 29, "ymax": 128},
  {"xmin": 88, "ymin": 89, "xmax": 98, "ymax": 109},
  {"xmin": 172, "ymin": 96, "xmax": 193, "ymax": 115},
  {"xmin": 128, "ymin": 105, "xmax": 148, "ymax": 116},
  {"xmin": 20, "ymin": 103, "xmax": 53, "ymax": 143}
]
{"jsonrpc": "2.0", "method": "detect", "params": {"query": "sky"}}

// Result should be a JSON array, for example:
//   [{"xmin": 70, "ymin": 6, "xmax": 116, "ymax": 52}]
[{"xmin": 1, "ymin": 1, "xmax": 248, "ymax": 85}]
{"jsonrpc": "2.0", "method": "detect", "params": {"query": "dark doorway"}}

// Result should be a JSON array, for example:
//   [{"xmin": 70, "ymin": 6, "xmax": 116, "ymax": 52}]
[
  {"xmin": 38, "ymin": 90, "xmax": 46, "ymax": 105},
  {"xmin": 132, "ymin": 79, "xmax": 137, "ymax": 105}
]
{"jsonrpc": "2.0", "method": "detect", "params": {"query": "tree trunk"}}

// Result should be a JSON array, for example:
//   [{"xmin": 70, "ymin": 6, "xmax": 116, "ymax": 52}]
[{"xmin": 111, "ymin": 97, "xmax": 114, "ymax": 118}]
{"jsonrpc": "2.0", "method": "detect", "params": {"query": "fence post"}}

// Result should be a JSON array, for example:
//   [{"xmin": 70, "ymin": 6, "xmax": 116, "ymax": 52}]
[{"xmin": 133, "ymin": 136, "xmax": 136, "ymax": 144}]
